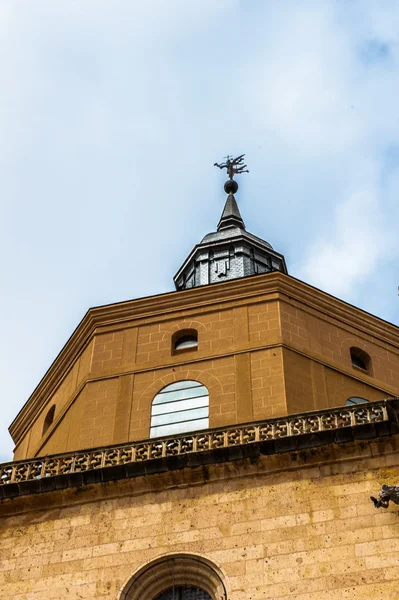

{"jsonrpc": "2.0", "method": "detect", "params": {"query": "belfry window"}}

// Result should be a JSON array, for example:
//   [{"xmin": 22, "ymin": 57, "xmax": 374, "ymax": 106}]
[
  {"xmin": 42, "ymin": 404, "xmax": 55, "ymax": 435},
  {"xmin": 150, "ymin": 381, "xmax": 209, "ymax": 438},
  {"xmin": 350, "ymin": 347, "xmax": 371, "ymax": 373},
  {"xmin": 172, "ymin": 329, "xmax": 198, "ymax": 352},
  {"xmin": 154, "ymin": 587, "xmax": 212, "ymax": 600}
]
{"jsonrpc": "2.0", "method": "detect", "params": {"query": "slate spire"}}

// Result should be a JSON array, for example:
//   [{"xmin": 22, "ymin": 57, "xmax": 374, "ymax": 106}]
[{"xmin": 217, "ymin": 192, "xmax": 246, "ymax": 231}]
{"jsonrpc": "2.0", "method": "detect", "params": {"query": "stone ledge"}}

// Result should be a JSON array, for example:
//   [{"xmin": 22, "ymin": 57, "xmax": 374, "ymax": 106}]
[{"xmin": 1, "ymin": 399, "xmax": 398, "ymax": 500}]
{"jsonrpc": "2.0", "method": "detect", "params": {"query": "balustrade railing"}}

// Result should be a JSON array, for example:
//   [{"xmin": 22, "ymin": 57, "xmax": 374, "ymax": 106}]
[{"xmin": 0, "ymin": 401, "xmax": 389, "ymax": 486}]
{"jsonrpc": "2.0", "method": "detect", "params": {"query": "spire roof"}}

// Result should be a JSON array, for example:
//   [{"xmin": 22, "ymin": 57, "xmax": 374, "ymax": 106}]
[
  {"xmin": 217, "ymin": 193, "xmax": 246, "ymax": 231},
  {"xmin": 173, "ymin": 156, "xmax": 288, "ymax": 290}
]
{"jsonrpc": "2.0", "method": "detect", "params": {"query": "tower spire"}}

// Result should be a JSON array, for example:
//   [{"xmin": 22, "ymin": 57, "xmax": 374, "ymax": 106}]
[
  {"xmin": 173, "ymin": 156, "xmax": 287, "ymax": 290},
  {"xmin": 217, "ymin": 191, "xmax": 246, "ymax": 231}
]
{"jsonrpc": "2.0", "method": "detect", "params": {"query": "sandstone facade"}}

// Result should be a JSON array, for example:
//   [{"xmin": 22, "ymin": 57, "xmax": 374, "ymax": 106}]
[
  {"xmin": 3, "ymin": 271, "xmax": 399, "ymax": 600},
  {"xmin": 1, "ymin": 436, "xmax": 399, "ymax": 599}
]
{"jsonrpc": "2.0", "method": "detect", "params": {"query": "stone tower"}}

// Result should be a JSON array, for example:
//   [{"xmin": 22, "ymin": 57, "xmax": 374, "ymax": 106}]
[{"xmin": 1, "ymin": 163, "xmax": 399, "ymax": 600}]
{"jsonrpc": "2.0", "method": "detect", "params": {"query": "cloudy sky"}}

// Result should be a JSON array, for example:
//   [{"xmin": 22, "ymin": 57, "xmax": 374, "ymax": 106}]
[{"xmin": 0, "ymin": 0, "xmax": 398, "ymax": 461}]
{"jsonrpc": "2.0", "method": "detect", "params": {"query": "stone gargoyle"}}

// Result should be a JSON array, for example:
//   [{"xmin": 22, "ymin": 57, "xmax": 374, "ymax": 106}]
[{"xmin": 370, "ymin": 484, "xmax": 399, "ymax": 509}]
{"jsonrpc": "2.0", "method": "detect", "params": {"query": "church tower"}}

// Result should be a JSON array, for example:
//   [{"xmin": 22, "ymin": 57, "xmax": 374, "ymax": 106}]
[{"xmin": 1, "ymin": 158, "xmax": 399, "ymax": 600}]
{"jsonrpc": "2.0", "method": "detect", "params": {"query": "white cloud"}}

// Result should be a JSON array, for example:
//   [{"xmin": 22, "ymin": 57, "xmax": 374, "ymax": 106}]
[
  {"xmin": 238, "ymin": 1, "xmax": 399, "ymax": 299},
  {"xmin": 297, "ymin": 187, "xmax": 382, "ymax": 297}
]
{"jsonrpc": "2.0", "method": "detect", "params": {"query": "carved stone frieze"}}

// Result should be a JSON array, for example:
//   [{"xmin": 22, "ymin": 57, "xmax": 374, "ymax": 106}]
[{"xmin": 0, "ymin": 401, "xmax": 389, "ymax": 487}]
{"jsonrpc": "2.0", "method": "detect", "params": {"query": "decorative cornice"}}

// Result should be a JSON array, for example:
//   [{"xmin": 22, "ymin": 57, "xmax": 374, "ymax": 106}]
[
  {"xmin": 2, "ymin": 399, "xmax": 397, "ymax": 501},
  {"xmin": 9, "ymin": 273, "xmax": 399, "ymax": 445}
]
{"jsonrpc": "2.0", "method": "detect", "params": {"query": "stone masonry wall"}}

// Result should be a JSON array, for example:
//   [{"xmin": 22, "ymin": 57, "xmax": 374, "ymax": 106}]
[{"xmin": 1, "ymin": 437, "xmax": 399, "ymax": 599}]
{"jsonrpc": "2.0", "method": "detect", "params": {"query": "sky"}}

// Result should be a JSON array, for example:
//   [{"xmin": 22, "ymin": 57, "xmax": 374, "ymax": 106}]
[{"xmin": 0, "ymin": 0, "xmax": 398, "ymax": 461}]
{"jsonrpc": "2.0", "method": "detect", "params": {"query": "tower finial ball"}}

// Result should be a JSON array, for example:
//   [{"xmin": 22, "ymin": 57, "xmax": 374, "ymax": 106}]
[{"xmin": 224, "ymin": 180, "xmax": 238, "ymax": 194}]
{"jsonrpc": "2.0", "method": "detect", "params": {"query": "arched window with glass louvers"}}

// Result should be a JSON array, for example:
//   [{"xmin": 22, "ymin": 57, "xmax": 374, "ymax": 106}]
[{"xmin": 150, "ymin": 381, "xmax": 209, "ymax": 438}]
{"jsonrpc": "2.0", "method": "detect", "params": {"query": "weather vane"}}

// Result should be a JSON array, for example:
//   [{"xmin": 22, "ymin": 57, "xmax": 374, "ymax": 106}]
[{"xmin": 214, "ymin": 154, "xmax": 249, "ymax": 180}]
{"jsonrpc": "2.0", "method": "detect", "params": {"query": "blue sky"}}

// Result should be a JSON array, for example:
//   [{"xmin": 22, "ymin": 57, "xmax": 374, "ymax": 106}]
[{"xmin": 0, "ymin": 1, "xmax": 398, "ymax": 461}]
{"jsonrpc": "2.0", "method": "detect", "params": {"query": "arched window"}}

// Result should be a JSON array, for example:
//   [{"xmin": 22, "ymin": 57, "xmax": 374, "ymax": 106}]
[
  {"xmin": 155, "ymin": 587, "xmax": 212, "ymax": 600},
  {"xmin": 120, "ymin": 553, "xmax": 226, "ymax": 600},
  {"xmin": 345, "ymin": 397, "xmax": 369, "ymax": 406},
  {"xmin": 42, "ymin": 405, "xmax": 55, "ymax": 435},
  {"xmin": 350, "ymin": 347, "xmax": 371, "ymax": 373},
  {"xmin": 172, "ymin": 329, "xmax": 198, "ymax": 352},
  {"xmin": 150, "ymin": 381, "xmax": 209, "ymax": 438}
]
